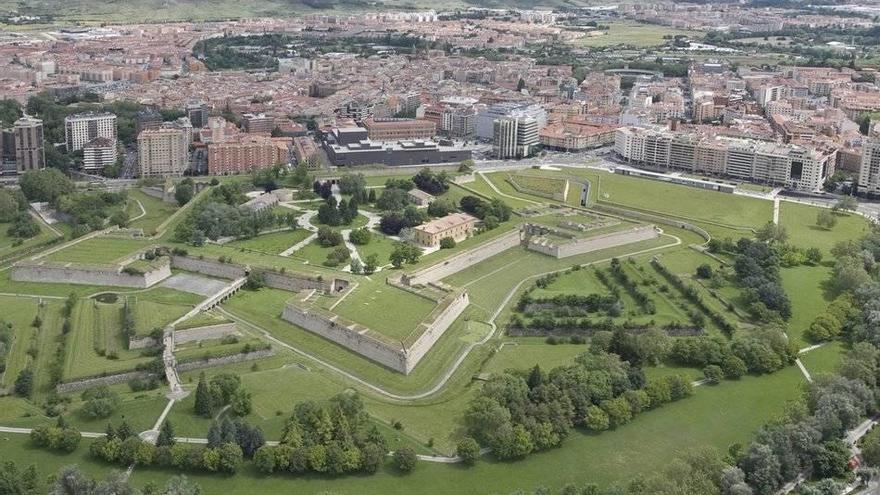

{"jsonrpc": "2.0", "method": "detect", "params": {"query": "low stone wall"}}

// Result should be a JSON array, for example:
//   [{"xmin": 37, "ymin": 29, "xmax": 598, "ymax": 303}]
[
  {"xmin": 12, "ymin": 259, "xmax": 171, "ymax": 288},
  {"xmin": 592, "ymin": 203, "xmax": 712, "ymax": 241},
  {"xmin": 506, "ymin": 175, "xmax": 568, "ymax": 202},
  {"xmin": 56, "ymin": 371, "xmax": 154, "ymax": 394},
  {"xmin": 175, "ymin": 322, "xmax": 237, "ymax": 345},
  {"xmin": 525, "ymin": 225, "xmax": 658, "ymax": 258},
  {"xmin": 404, "ymin": 229, "xmax": 522, "ymax": 285},
  {"xmin": 177, "ymin": 348, "xmax": 275, "ymax": 372}
]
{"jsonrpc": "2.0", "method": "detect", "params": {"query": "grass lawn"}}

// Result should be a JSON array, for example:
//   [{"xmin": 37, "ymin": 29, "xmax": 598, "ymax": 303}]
[
  {"xmin": 0, "ymin": 218, "xmax": 59, "ymax": 263},
  {"xmin": 290, "ymin": 239, "xmax": 341, "ymax": 267},
  {"xmin": 127, "ymin": 189, "xmax": 179, "ymax": 235},
  {"xmin": 226, "ymin": 229, "xmax": 312, "ymax": 255},
  {"xmin": 572, "ymin": 21, "xmax": 701, "ymax": 48},
  {"xmin": 129, "ymin": 366, "xmax": 806, "ymax": 495},
  {"xmin": 799, "ymin": 342, "xmax": 844, "ymax": 378},
  {"xmin": 130, "ymin": 296, "xmax": 200, "ymax": 336},
  {"xmin": 485, "ymin": 342, "xmax": 585, "ymax": 373},
  {"xmin": 353, "ymin": 233, "xmax": 397, "ymax": 266},
  {"xmin": 44, "ymin": 237, "xmax": 151, "ymax": 265},
  {"xmin": 779, "ymin": 202, "xmax": 872, "ymax": 255},
  {"xmin": 0, "ymin": 435, "xmax": 109, "ymax": 487},
  {"xmin": 0, "ymin": 295, "xmax": 43, "ymax": 390},
  {"xmin": 63, "ymin": 299, "xmax": 153, "ymax": 380},
  {"xmin": 780, "ymin": 265, "xmax": 834, "ymax": 348},
  {"xmin": 332, "ymin": 281, "xmax": 437, "ymax": 341}
]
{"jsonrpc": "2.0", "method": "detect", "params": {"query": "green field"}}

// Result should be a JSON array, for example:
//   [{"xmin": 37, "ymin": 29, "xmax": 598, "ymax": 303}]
[
  {"xmin": 0, "ymin": 217, "xmax": 60, "ymax": 263},
  {"xmin": 353, "ymin": 232, "xmax": 397, "ymax": 266},
  {"xmin": 331, "ymin": 280, "xmax": 437, "ymax": 340},
  {"xmin": 572, "ymin": 21, "xmax": 701, "ymax": 48},
  {"xmin": 127, "ymin": 189, "xmax": 179, "ymax": 235},
  {"xmin": 44, "ymin": 237, "xmax": 151, "ymax": 265},
  {"xmin": 779, "ymin": 201, "xmax": 872, "ymax": 255},
  {"xmin": 225, "ymin": 229, "xmax": 312, "ymax": 255},
  {"xmin": 780, "ymin": 265, "xmax": 834, "ymax": 347}
]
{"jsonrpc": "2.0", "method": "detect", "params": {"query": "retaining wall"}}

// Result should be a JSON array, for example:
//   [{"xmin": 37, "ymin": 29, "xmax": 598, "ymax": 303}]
[
  {"xmin": 404, "ymin": 229, "xmax": 522, "ymax": 285},
  {"xmin": 592, "ymin": 204, "xmax": 711, "ymax": 241},
  {"xmin": 12, "ymin": 260, "xmax": 171, "ymax": 288},
  {"xmin": 525, "ymin": 225, "xmax": 659, "ymax": 258},
  {"xmin": 177, "ymin": 348, "xmax": 275, "ymax": 372},
  {"xmin": 170, "ymin": 255, "xmax": 344, "ymax": 292},
  {"xmin": 507, "ymin": 175, "xmax": 568, "ymax": 202},
  {"xmin": 128, "ymin": 336, "xmax": 158, "ymax": 350},
  {"xmin": 175, "ymin": 322, "xmax": 238, "ymax": 345},
  {"xmin": 400, "ymin": 290, "xmax": 469, "ymax": 373},
  {"xmin": 56, "ymin": 371, "xmax": 154, "ymax": 394}
]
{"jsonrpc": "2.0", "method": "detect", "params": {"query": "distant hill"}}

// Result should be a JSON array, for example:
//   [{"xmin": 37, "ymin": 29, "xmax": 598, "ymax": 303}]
[{"xmin": 0, "ymin": 0, "xmax": 590, "ymax": 25}]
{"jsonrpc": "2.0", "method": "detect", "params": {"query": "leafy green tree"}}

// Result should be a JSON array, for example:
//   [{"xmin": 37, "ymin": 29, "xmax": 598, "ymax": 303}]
[
  {"xmin": 703, "ymin": 365, "xmax": 724, "ymax": 384},
  {"xmin": 584, "ymin": 406, "xmax": 610, "ymax": 431},
  {"xmin": 393, "ymin": 447, "xmax": 417, "ymax": 472},
  {"xmin": 13, "ymin": 368, "xmax": 33, "ymax": 397},
  {"xmin": 174, "ymin": 182, "xmax": 194, "ymax": 206},
  {"xmin": 456, "ymin": 437, "xmax": 480, "ymax": 466},
  {"xmin": 18, "ymin": 168, "xmax": 74, "ymax": 204},
  {"xmin": 157, "ymin": 420, "xmax": 176, "ymax": 447},
  {"xmin": 816, "ymin": 209, "xmax": 837, "ymax": 230}
]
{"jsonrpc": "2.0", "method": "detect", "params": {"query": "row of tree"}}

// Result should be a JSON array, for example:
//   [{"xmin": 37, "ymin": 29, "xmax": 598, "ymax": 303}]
[{"xmin": 0, "ymin": 461, "xmax": 201, "ymax": 495}]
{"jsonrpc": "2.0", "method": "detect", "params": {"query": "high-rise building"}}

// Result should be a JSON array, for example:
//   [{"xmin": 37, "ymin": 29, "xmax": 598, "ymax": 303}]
[
  {"xmin": 0, "ymin": 129, "xmax": 15, "ymax": 173},
  {"xmin": 137, "ymin": 120, "xmax": 192, "ymax": 177},
  {"xmin": 13, "ymin": 116, "xmax": 45, "ymax": 172},
  {"xmin": 493, "ymin": 116, "xmax": 539, "ymax": 159},
  {"xmin": 859, "ymin": 132, "xmax": 880, "ymax": 197},
  {"xmin": 135, "ymin": 110, "xmax": 163, "ymax": 137},
  {"xmin": 185, "ymin": 101, "xmax": 210, "ymax": 128},
  {"xmin": 476, "ymin": 102, "xmax": 547, "ymax": 141},
  {"xmin": 82, "ymin": 137, "xmax": 117, "ymax": 171},
  {"xmin": 441, "ymin": 107, "xmax": 477, "ymax": 138},
  {"xmin": 64, "ymin": 112, "xmax": 117, "ymax": 152}
]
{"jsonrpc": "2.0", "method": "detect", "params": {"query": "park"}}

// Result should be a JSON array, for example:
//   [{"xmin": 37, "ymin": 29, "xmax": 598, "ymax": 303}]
[{"xmin": 0, "ymin": 162, "xmax": 876, "ymax": 495}]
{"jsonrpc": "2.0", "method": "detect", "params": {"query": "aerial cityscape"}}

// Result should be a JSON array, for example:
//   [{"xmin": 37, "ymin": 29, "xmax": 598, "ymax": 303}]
[{"xmin": 2, "ymin": 1, "xmax": 880, "ymax": 494}]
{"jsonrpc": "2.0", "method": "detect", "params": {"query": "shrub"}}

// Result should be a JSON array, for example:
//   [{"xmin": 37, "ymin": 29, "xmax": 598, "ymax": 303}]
[
  {"xmin": 393, "ymin": 447, "xmax": 417, "ymax": 472},
  {"xmin": 703, "ymin": 365, "xmax": 724, "ymax": 385},
  {"xmin": 439, "ymin": 237, "xmax": 456, "ymax": 249},
  {"xmin": 456, "ymin": 437, "xmax": 480, "ymax": 466}
]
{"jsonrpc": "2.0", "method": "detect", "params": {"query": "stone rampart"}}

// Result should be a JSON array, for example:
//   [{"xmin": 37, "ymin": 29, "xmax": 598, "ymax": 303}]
[
  {"xmin": 177, "ymin": 348, "xmax": 275, "ymax": 372},
  {"xmin": 170, "ymin": 255, "xmax": 345, "ymax": 292},
  {"xmin": 405, "ymin": 229, "xmax": 522, "ymax": 285},
  {"xmin": 175, "ymin": 322, "xmax": 238, "ymax": 345},
  {"xmin": 170, "ymin": 255, "xmax": 247, "ymax": 279},
  {"xmin": 401, "ymin": 290, "xmax": 469, "ymax": 373},
  {"xmin": 524, "ymin": 225, "xmax": 658, "ymax": 258},
  {"xmin": 281, "ymin": 287, "xmax": 468, "ymax": 374},
  {"xmin": 12, "ymin": 259, "xmax": 171, "ymax": 288},
  {"xmin": 592, "ymin": 203, "xmax": 712, "ymax": 241},
  {"xmin": 56, "ymin": 371, "xmax": 154, "ymax": 394}
]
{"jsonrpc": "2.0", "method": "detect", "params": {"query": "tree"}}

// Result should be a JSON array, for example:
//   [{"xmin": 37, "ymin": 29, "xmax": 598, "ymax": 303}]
[
  {"xmin": 390, "ymin": 242, "xmax": 420, "ymax": 268},
  {"xmin": 217, "ymin": 443, "xmax": 243, "ymax": 473},
  {"xmin": 740, "ymin": 443, "xmax": 782, "ymax": 495},
  {"xmin": 393, "ymin": 447, "xmax": 417, "ymax": 472},
  {"xmin": 696, "ymin": 264, "xmax": 713, "ymax": 279},
  {"xmin": 175, "ymin": 182, "xmax": 195, "ymax": 206},
  {"xmin": 157, "ymin": 420, "xmax": 176, "ymax": 447},
  {"xmin": 456, "ymin": 437, "xmax": 480, "ymax": 466},
  {"xmin": 14, "ymin": 369, "xmax": 33, "ymax": 397},
  {"xmin": 755, "ymin": 222, "xmax": 788, "ymax": 244},
  {"xmin": 194, "ymin": 373, "xmax": 213, "ymax": 417},
  {"xmin": 805, "ymin": 247, "xmax": 823, "ymax": 265},
  {"xmin": 584, "ymin": 405, "xmax": 610, "ymax": 431},
  {"xmin": 0, "ymin": 188, "xmax": 21, "ymax": 222},
  {"xmin": 7, "ymin": 212, "xmax": 40, "ymax": 239},
  {"xmin": 349, "ymin": 258, "xmax": 363, "ymax": 274},
  {"xmin": 348, "ymin": 227, "xmax": 372, "ymax": 245},
  {"xmin": 0, "ymin": 461, "xmax": 38, "ymax": 495},
  {"xmin": 703, "ymin": 365, "xmax": 724, "ymax": 384},
  {"xmin": 816, "ymin": 209, "xmax": 837, "ymax": 230},
  {"xmin": 439, "ymin": 237, "xmax": 456, "ymax": 249},
  {"xmin": 18, "ymin": 168, "xmax": 74, "ymax": 204},
  {"xmin": 363, "ymin": 253, "xmax": 379, "ymax": 275},
  {"xmin": 833, "ymin": 196, "xmax": 858, "ymax": 213}
]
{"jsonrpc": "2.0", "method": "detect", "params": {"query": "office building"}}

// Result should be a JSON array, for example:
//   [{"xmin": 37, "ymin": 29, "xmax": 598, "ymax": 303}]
[
  {"xmin": 476, "ymin": 102, "xmax": 547, "ymax": 141},
  {"xmin": 13, "ymin": 116, "xmax": 45, "ymax": 172},
  {"xmin": 493, "ymin": 116, "xmax": 539, "ymax": 159},
  {"xmin": 65, "ymin": 112, "xmax": 117, "ymax": 153},
  {"xmin": 325, "ymin": 139, "xmax": 471, "ymax": 167}
]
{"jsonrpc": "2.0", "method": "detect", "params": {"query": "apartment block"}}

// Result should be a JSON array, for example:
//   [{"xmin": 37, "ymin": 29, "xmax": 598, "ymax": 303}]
[
  {"xmin": 65, "ymin": 112, "xmax": 117, "ymax": 152},
  {"xmin": 82, "ymin": 137, "xmax": 117, "ymax": 171},
  {"xmin": 243, "ymin": 113, "xmax": 275, "ymax": 134},
  {"xmin": 13, "ymin": 116, "xmax": 45, "ymax": 172},
  {"xmin": 137, "ymin": 121, "xmax": 192, "ymax": 177},
  {"xmin": 207, "ymin": 135, "xmax": 291, "ymax": 175}
]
